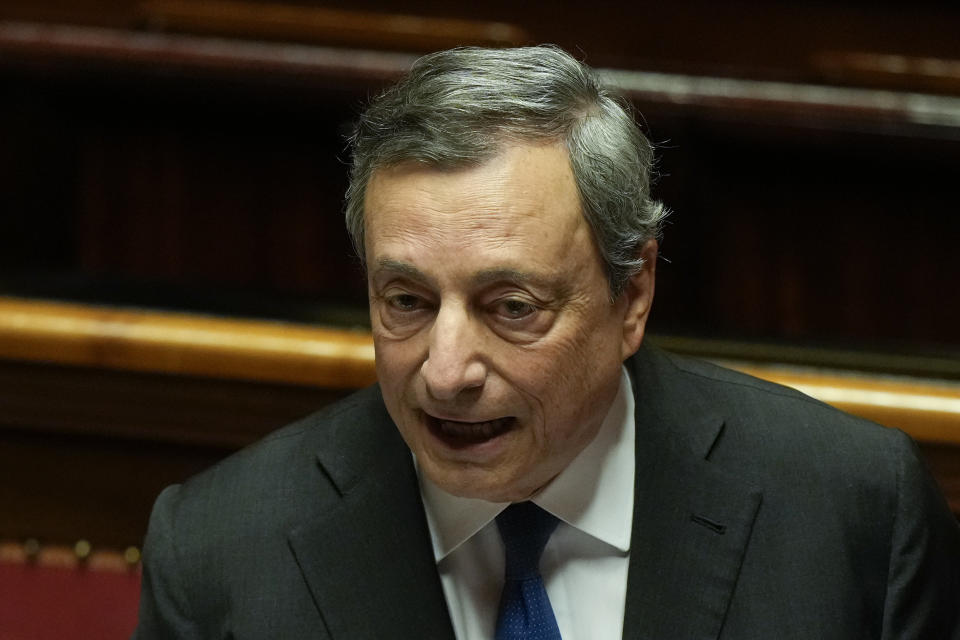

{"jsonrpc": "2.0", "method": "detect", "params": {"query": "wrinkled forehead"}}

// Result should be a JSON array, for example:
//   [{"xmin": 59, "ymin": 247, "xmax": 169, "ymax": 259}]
[{"xmin": 362, "ymin": 143, "xmax": 602, "ymax": 282}]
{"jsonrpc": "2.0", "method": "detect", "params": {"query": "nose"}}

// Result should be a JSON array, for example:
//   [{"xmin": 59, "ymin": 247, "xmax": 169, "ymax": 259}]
[{"xmin": 420, "ymin": 303, "xmax": 487, "ymax": 401}]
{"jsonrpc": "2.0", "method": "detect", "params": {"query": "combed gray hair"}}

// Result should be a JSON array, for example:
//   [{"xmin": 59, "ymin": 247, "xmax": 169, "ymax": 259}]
[{"xmin": 345, "ymin": 45, "xmax": 667, "ymax": 297}]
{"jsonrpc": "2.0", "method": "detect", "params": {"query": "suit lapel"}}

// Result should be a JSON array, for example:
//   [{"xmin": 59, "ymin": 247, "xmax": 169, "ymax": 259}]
[
  {"xmin": 287, "ymin": 387, "xmax": 456, "ymax": 640},
  {"xmin": 622, "ymin": 348, "xmax": 763, "ymax": 639}
]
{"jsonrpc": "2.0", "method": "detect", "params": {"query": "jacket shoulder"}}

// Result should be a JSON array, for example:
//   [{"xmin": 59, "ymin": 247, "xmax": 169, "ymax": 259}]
[
  {"xmin": 169, "ymin": 384, "xmax": 385, "ymax": 521},
  {"xmin": 136, "ymin": 385, "xmax": 392, "ymax": 636},
  {"xmin": 633, "ymin": 346, "xmax": 916, "ymax": 491}
]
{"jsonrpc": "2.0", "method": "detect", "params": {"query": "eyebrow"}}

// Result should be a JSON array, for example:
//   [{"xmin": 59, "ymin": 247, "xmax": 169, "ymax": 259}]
[
  {"xmin": 374, "ymin": 258, "xmax": 567, "ymax": 298},
  {"xmin": 469, "ymin": 267, "xmax": 560, "ymax": 294},
  {"xmin": 372, "ymin": 259, "xmax": 437, "ymax": 288}
]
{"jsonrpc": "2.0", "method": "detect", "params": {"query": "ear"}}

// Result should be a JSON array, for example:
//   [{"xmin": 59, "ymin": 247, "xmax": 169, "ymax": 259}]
[{"xmin": 620, "ymin": 239, "xmax": 658, "ymax": 359}]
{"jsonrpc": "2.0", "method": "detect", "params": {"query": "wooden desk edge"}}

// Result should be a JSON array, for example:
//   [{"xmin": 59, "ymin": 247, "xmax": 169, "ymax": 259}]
[
  {"xmin": 1, "ymin": 296, "xmax": 958, "ymax": 445},
  {"xmin": 0, "ymin": 296, "xmax": 376, "ymax": 389}
]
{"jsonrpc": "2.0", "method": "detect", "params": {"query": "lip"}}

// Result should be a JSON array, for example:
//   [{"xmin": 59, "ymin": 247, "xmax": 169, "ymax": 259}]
[{"xmin": 422, "ymin": 412, "xmax": 517, "ymax": 451}]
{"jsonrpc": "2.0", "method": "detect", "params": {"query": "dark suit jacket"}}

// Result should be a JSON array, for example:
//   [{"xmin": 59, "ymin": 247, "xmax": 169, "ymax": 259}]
[{"xmin": 134, "ymin": 346, "xmax": 960, "ymax": 639}]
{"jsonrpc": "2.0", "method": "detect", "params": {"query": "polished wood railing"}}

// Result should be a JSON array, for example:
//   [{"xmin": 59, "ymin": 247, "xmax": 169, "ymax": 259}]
[
  {"xmin": 2, "ymin": 295, "xmax": 958, "ymax": 446},
  {"xmin": 2, "ymin": 20, "xmax": 959, "ymax": 134},
  {"xmin": 0, "ymin": 296, "xmax": 375, "ymax": 389}
]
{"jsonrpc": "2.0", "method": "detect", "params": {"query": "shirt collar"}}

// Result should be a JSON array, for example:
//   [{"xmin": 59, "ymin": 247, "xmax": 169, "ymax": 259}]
[{"xmin": 418, "ymin": 367, "xmax": 636, "ymax": 561}]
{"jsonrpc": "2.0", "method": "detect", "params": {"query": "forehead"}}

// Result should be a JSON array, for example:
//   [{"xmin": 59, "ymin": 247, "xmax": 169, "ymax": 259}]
[{"xmin": 363, "ymin": 143, "xmax": 589, "ymax": 261}]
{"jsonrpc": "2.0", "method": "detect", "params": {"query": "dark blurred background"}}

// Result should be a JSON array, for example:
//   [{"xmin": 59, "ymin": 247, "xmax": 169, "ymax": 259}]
[
  {"xmin": 2, "ymin": 0, "xmax": 959, "ymax": 558},
  {"xmin": 3, "ymin": 0, "xmax": 960, "ymax": 370}
]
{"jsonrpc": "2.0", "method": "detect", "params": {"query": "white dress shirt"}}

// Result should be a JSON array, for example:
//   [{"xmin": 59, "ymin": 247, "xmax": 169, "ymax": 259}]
[{"xmin": 418, "ymin": 367, "xmax": 636, "ymax": 640}]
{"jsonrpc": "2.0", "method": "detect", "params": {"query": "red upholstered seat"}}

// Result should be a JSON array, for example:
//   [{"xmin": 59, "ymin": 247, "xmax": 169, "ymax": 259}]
[{"xmin": 0, "ymin": 544, "xmax": 140, "ymax": 640}]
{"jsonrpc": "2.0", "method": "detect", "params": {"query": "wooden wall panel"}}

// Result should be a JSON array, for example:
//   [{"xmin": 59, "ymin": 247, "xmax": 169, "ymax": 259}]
[
  {"xmin": 3, "ymin": 37, "xmax": 960, "ymax": 353},
  {"xmin": 3, "ymin": 1, "xmax": 960, "ymax": 89},
  {"xmin": 0, "ymin": 359, "xmax": 349, "ymax": 547}
]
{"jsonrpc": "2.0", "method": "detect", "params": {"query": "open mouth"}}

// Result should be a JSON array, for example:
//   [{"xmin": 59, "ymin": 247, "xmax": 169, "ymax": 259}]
[{"xmin": 425, "ymin": 414, "xmax": 516, "ymax": 447}]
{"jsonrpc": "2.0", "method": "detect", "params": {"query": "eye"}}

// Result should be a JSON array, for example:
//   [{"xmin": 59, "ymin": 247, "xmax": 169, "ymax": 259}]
[
  {"xmin": 388, "ymin": 293, "xmax": 424, "ymax": 312},
  {"xmin": 375, "ymin": 288, "xmax": 434, "ymax": 337},
  {"xmin": 495, "ymin": 298, "xmax": 537, "ymax": 320}
]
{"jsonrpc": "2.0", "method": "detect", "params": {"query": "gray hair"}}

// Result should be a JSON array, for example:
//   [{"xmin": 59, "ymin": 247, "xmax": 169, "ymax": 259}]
[{"xmin": 345, "ymin": 45, "xmax": 667, "ymax": 297}]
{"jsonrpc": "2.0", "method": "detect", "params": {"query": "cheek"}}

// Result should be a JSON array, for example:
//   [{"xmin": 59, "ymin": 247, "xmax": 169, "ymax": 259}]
[
  {"xmin": 534, "ymin": 316, "xmax": 610, "ymax": 373},
  {"xmin": 500, "ymin": 336, "xmax": 588, "ymax": 413},
  {"xmin": 512, "ymin": 320, "xmax": 622, "ymax": 413}
]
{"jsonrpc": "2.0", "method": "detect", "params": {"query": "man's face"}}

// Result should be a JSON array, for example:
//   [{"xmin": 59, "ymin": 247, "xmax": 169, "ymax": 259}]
[{"xmin": 364, "ymin": 142, "xmax": 654, "ymax": 502}]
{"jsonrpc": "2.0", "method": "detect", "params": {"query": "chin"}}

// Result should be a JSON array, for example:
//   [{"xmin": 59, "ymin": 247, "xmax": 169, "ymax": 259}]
[{"xmin": 423, "ymin": 463, "xmax": 544, "ymax": 503}]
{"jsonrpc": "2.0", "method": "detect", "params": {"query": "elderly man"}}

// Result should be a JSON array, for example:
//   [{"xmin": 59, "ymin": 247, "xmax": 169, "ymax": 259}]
[{"xmin": 134, "ymin": 46, "xmax": 960, "ymax": 639}]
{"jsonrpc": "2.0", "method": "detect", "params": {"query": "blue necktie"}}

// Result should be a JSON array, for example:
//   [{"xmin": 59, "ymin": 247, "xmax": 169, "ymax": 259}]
[{"xmin": 494, "ymin": 502, "xmax": 562, "ymax": 640}]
